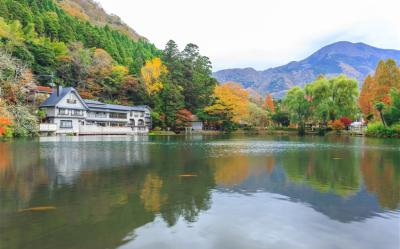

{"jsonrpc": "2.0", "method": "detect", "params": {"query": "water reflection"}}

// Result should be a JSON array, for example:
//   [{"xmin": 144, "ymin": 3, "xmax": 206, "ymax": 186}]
[{"xmin": 0, "ymin": 136, "xmax": 399, "ymax": 249}]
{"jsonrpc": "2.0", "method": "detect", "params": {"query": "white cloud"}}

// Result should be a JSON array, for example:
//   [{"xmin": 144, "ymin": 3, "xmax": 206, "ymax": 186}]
[{"xmin": 96, "ymin": 0, "xmax": 400, "ymax": 71}]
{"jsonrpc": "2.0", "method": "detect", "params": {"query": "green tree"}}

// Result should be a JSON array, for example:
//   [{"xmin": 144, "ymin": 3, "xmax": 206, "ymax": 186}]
[{"xmin": 284, "ymin": 86, "xmax": 310, "ymax": 135}]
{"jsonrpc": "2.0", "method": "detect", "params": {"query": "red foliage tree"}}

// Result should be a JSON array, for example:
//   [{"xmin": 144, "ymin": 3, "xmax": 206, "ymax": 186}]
[
  {"xmin": 175, "ymin": 109, "xmax": 193, "ymax": 130},
  {"xmin": 339, "ymin": 116, "xmax": 352, "ymax": 129}
]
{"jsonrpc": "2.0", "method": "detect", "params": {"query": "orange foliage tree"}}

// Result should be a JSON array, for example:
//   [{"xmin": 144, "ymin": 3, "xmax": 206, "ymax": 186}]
[
  {"xmin": 0, "ymin": 117, "xmax": 13, "ymax": 137},
  {"xmin": 359, "ymin": 59, "xmax": 400, "ymax": 119},
  {"xmin": 204, "ymin": 82, "xmax": 249, "ymax": 123},
  {"xmin": 359, "ymin": 75, "xmax": 375, "ymax": 117},
  {"xmin": 264, "ymin": 94, "xmax": 275, "ymax": 113}
]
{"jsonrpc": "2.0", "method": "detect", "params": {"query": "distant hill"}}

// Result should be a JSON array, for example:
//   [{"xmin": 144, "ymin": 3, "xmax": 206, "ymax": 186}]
[
  {"xmin": 58, "ymin": 0, "xmax": 144, "ymax": 41},
  {"xmin": 213, "ymin": 41, "xmax": 400, "ymax": 98}
]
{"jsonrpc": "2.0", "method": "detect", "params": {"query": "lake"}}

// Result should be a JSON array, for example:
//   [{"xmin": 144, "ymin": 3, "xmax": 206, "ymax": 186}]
[{"xmin": 0, "ymin": 135, "xmax": 399, "ymax": 249}]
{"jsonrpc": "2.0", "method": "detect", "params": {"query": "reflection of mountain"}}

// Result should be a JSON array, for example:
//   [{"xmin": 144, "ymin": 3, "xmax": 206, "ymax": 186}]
[
  {"xmin": 211, "ymin": 142, "xmax": 399, "ymax": 222},
  {"xmin": 229, "ymin": 166, "xmax": 384, "ymax": 223}
]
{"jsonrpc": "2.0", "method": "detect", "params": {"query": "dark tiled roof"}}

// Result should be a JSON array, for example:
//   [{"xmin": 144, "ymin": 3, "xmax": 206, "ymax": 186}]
[
  {"xmin": 88, "ymin": 103, "xmax": 132, "ymax": 112},
  {"xmin": 40, "ymin": 87, "xmax": 150, "ymax": 113},
  {"xmin": 40, "ymin": 87, "xmax": 74, "ymax": 107},
  {"xmin": 83, "ymin": 99, "xmax": 104, "ymax": 105}
]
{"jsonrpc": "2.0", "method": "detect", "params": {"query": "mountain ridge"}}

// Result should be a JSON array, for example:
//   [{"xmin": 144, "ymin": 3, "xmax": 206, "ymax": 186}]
[
  {"xmin": 58, "ymin": 0, "xmax": 145, "ymax": 41},
  {"xmin": 213, "ymin": 41, "xmax": 400, "ymax": 97}
]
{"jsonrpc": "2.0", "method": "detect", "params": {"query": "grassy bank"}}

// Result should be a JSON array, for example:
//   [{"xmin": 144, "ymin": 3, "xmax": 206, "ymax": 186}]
[{"xmin": 365, "ymin": 123, "xmax": 400, "ymax": 138}]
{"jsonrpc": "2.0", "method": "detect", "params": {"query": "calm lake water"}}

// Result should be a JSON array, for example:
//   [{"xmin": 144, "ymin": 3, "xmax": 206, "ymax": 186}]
[{"xmin": 0, "ymin": 135, "xmax": 399, "ymax": 249}]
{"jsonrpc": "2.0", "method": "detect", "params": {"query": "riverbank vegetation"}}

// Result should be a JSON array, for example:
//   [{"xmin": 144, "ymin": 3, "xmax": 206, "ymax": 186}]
[{"xmin": 359, "ymin": 59, "xmax": 400, "ymax": 137}]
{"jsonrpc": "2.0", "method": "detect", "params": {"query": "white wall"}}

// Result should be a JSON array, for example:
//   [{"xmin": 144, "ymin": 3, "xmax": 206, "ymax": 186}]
[{"xmin": 57, "ymin": 92, "xmax": 86, "ymax": 110}]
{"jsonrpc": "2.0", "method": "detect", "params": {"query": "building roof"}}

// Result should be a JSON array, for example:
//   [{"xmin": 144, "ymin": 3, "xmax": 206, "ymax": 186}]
[
  {"xmin": 135, "ymin": 105, "xmax": 152, "ymax": 111},
  {"xmin": 83, "ymin": 99, "xmax": 104, "ymax": 105},
  {"xmin": 35, "ymin": 86, "xmax": 53, "ymax": 93},
  {"xmin": 40, "ymin": 87, "xmax": 80, "ymax": 107},
  {"xmin": 88, "ymin": 103, "xmax": 132, "ymax": 112},
  {"xmin": 40, "ymin": 87, "xmax": 149, "ymax": 113}
]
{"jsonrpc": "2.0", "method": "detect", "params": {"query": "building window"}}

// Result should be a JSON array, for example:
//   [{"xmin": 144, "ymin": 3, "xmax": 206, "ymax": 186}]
[
  {"xmin": 71, "ymin": 110, "xmax": 84, "ymax": 116},
  {"xmin": 60, "ymin": 120, "xmax": 73, "ymax": 129},
  {"xmin": 67, "ymin": 99, "xmax": 77, "ymax": 104},
  {"xmin": 58, "ymin": 108, "xmax": 69, "ymax": 115},
  {"xmin": 109, "ymin": 113, "xmax": 127, "ymax": 119}
]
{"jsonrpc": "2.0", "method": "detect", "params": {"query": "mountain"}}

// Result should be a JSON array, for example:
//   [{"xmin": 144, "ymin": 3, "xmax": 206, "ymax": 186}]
[
  {"xmin": 213, "ymin": 42, "xmax": 400, "ymax": 97},
  {"xmin": 58, "ymin": 0, "xmax": 144, "ymax": 41}
]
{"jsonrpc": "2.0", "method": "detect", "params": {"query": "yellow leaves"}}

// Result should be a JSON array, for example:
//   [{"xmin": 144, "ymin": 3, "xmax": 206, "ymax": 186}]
[
  {"xmin": 205, "ymin": 82, "xmax": 249, "ymax": 123},
  {"xmin": 140, "ymin": 57, "xmax": 167, "ymax": 95}
]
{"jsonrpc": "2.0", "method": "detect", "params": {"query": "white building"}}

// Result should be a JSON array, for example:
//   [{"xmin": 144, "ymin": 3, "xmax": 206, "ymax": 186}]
[{"xmin": 39, "ymin": 86, "xmax": 152, "ymax": 136}]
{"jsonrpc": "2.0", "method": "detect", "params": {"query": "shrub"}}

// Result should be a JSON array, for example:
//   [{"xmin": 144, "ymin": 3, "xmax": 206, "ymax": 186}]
[
  {"xmin": 0, "ymin": 117, "xmax": 13, "ymax": 138},
  {"xmin": 153, "ymin": 126, "xmax": 162, "ymax": 132},
  {"xmin": 7, "ymin": 105, "xmax": 38, "ymax": 137},
  {"xmin": 340, "ymin": 116, "xmax": 352, "ymax": 129},
  {"xmin": 331, "ymin": 120, "xmax": 345, "ymax": 131}
]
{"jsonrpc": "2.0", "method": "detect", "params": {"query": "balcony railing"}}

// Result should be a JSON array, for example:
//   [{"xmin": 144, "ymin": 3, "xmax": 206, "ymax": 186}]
[{"xmin": 39, "ymin": 123, "xmax": 57, "ymax": 132}]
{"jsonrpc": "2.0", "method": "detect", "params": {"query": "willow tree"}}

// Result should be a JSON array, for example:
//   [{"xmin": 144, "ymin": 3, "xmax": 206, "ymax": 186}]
[{"xmin": 284, "ymin": 86, "xmax": 310, "ymax": 135}]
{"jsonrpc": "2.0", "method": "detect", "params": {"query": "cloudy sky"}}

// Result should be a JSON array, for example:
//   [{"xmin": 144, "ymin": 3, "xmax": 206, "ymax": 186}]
[{"xmin": 97, "ymin": 0, "xmax": 400, "ymax": 71}]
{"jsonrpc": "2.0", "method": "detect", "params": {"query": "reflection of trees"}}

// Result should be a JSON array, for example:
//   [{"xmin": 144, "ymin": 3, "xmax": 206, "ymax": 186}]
[
  {"xmin": 0, "ymin": 139, "xmax": 217, "ymax": 249},
  {"xmin": 140, "ymin": 173, "xmax": 166, "ymax": 212},
  {"xmin": 265, "ymin": 156, "xmax": 275, "ymax": 173},
  {"xmin": 281, "ymin": 149, "xmax": 361, "ymax": 197},
  {"xmin": 0, "ymin": 141, "xmax": 46, "ymax": 206},
  {"xmin": 213, "ymin": 156, "xmax": 249, "ymax": 186},
  {"xmin": 360, "ymin": 149, "xmax": 400, "ymax": 209}
]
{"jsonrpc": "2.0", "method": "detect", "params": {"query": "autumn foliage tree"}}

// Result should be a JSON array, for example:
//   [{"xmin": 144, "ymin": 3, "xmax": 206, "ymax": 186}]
[
  {"xmin": 0, "ymin": 117, "xmax": 13, "ymax": 138},
  {"xmin": 359, "ymin": 59, "xmax": 400, "ymax": 120},
  {"xmin": 141, "ymin": 57, "xmax": 167, "ymax": 96},
  {"xmin": 204, "ymin": 82, "xmax": 249, "ymax": 125},
  {"xmin": 264, "ymin": 94, "xmax": 275, "ymax": 113},
  {"xmin": 175, "ymin": 109, "xmax": 193, "ymax": 130},
  {"xmin": 359, "ymin": 75, "xmax": 375, "ymax": 117}
]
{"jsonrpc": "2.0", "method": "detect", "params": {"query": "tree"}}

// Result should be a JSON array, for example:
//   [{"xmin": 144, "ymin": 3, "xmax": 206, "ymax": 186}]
[
  {"xmin": 264, "ymin": 94, "xmax": 275, "ymax": 113},
  {"xmin": 141, "ymin": 57, "xmax": 167, "ymax": 96},
  {"xmin": 359, "ymin": 75, "xmax": 375, "ymax": 117},
  {"xmin": 284, "ymin": 86, "xmax": 310, "ymax": 135},
  {"xmin": 383, "ymin": 88, "xmax": 400, "ymax": 126},
  {"xmin": 0, "ymin": 116, "xmax": 13, "ymax": 138},
  {"xmin": 204, "ymin": 82, "xmax": 249, "ymax": 125},
  {"xmin": 340, "ymin": 116, "xmax": 352, "ymax": 129},
  {"xmin": 175, "ymin": 109, "xmax": 193, "ymax": 130},
  {"xmin": 374, "ymin": 59, "xmax": 400, "ymax": 104},
  {"xmin": 272, "ymin": 112, "xmax": 290, "ymax": 127},
  {"xmin": 375, "ymin": 102, "xmax": 386, "ymax": 127},
  {"xmin": 305, "ymin": 75, "xmax": 359, "ymax": 124},
  {"xmin": 246, "ymin": 102, "xmax": 269, "ymax": 127}
]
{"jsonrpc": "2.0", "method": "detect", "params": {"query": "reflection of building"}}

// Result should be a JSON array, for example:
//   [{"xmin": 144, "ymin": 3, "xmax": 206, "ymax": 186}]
[
  {"xmin": 39, "ymin": 87, "xmax": 151, "ymax": 135},
  {"xmin": 41, "ymin": 137, "xmax": 150, "ymax": 184}
]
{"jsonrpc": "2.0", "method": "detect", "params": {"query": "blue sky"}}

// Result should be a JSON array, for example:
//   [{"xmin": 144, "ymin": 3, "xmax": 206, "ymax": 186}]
[{"xmin": 97, "ymin": 0, "xmax": 400, "ymax": 71}]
